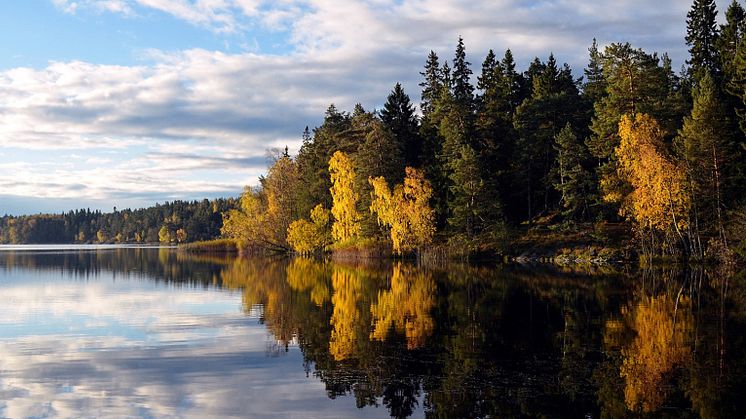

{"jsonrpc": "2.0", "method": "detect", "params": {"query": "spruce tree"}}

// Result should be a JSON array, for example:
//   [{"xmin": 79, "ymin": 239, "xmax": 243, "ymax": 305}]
[
  {"xmin": 734, "ymin": 30, "xmax": 746, "ymax": 136},
  {"xmin": 514, "ymin": 55, "xmax": 583, "ymax": 221},
  {"xmin": 419, "ymin": 51, "xmax": 442, "ymax": 117},
  {"xmin": 451, "ymin": 36, "xmax": 474, "ymax": 113},
  {"xmin": 448, "ymin": 144, "xmax": 502, "ymax": 247},
  {"xmin": 380, "ymin": 83, "xmax": 421, "ymax": 167},
  {"xmin": 583, "ymin": 38, "xmax": 607, "ymax": 105},
  {"xmin": 717, "ymin": 0, "xmax": 746, "ymax": 84},
  {"xmin": 553, "ymin": 124, "xmax": 594, "ymax": 220},
  {"xmin": 500, "ymin": 49, "xmax": 524, "ymax": 111},
  {"xmin": 686, "ymin": 0, "xmax": 721, "ymax": 81},
  {"xmin": 677, "ymin": 72, "xmax": 735, "ymax": 246}
]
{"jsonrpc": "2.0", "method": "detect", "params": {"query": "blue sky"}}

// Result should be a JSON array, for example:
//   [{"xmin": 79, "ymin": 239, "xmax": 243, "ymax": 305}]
[{"xmin": 0, "ymin": 0, "xmax": 736, "ymax": 215}]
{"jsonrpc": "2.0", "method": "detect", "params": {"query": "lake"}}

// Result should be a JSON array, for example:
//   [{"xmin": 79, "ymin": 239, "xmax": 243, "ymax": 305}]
[{"xmin": 0, "ymin": 246, "xmax": 744, "ymax": 418}]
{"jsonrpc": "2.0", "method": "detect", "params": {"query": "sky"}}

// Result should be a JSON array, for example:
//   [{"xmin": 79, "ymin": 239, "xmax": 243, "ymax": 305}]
[{"xmin": 0, "ymin": 0, "xmax": 735, "ymax": 215}]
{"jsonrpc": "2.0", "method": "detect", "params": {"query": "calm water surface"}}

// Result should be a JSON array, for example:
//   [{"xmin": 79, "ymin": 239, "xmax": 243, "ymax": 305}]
[{"xmin": 0, "ymin": 246, "xmax": 744, "ymax": 418}]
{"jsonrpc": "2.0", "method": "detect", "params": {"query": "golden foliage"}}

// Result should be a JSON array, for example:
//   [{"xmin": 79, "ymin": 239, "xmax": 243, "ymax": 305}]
[
  {"xmin": 285, "ymin": 257, "xmax": 331, "ymax": 306},
  {"xmin": 615, "ymin": 114, "xmax": 690, "ymax": 233},
  {"xmin": 369, "ymin": 167, "xmax": 435, "ymax": 254},
  {"xmin": 286, "ymin": 204, "xmax": 332, "ymax": 254},
  {"xmin": 329, "ymin": 151, "xmax": 363, "ymax": 243},
  {"xmin": 221, "ymin": 155, "xmax": 300, "ymax": 251},
  {"xmin": 370, "ymin": 263, "xmax": 435, "ymax": 349},
  {"xmin": 329, "ymin": 265, "xmax": 366, "ymax": 361},
  {"xmin": 620, "ymin": 294, "xmax": 693, "ymax": 412}
]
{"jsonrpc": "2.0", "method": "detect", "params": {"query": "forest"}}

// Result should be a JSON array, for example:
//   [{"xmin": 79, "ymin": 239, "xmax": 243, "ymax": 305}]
[
  {"xmin": 220, "ymin": 0, "xmax": 746, "ymax": 261},
  {"xmin": 0, "ymin": 199, "xmax": 235, "ymax": 244},
  {"xmin": 2, "ymin": 0, "xmax": 746, "ymax": 262}
]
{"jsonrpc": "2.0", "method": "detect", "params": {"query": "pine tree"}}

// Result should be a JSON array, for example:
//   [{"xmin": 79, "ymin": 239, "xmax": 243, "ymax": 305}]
[
  {"xmin": 686, "ymin": 0, "xmax": 721, "ymax": 81},
  {"xmin": 735, "ymin": 30, "xmax": 746, "ymax": 137},
  {"xmin": 678, "ymin": 72, "xmax": 736, "ymax": 248},
  {"xmin": 717, "ymin": 0, "xmax": 746, "ymax": 84},
  {"xmin": 419, "ymin": 51, "xmax": 442, "ymax": 117},
  {"xmin": 380, "ymin": 83, "xmax": 421, "ymax": 167},
  {"xmin": 586, "ymin": 44, "xmax": 674, "ymax": 213},
  {"xmin": 553, "ymin": 124, "xmax": 594, "ymax": 219},
  {"xmin": 514, "ymin": 55, "xmax": 583, "ymax": 221},
  {"xmin": 447, "ymin": 144, "xmax": 486, "ymax": 241},
  {"xmin": 296, "ymin": 105, "xmax": 352, "ymax": 215},
  {"xmin": 500, "ymin": 49, "xmax": 524, "ymax": 111},
  {"xmin": 451, "ymin": 36, "xmax": 474, "ymax": 113},
  {"xmin": 583, "ymin": 38, "xmax": 607, "ymax": 105},
  {"xmin": 476, "ymin": 49, "xmax": 512, "ymax": 207}
]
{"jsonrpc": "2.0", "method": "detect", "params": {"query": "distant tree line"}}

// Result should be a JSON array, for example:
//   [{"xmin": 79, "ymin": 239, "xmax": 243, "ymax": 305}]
[
  {"xmin": 222, "ymin": 0, "xmax": 746, "ymax": 259},
  {"xmin": 0, "ymin": 199, "xmax": 236, "ymax": 244}
]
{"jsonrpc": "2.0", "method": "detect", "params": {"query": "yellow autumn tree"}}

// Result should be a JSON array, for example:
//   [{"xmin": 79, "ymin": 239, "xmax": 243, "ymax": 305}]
[
  {"xmin": 329, "ymin": 151, "xmax": 362, "ymax": 243},
  {"xmin": 369, "ymin": 167, "xmax": 435, "ymax": 254},
  {"xmin": 285, "ymin": 257, "xmax": 331, "ymax": 306},
  {"xmin": 620, "ymin": 294, "xmax": 693, "ymax": 413},
  {"xmin": 222, "ymin": 153, "xmax": 301, "ymax": 252},
  {"xmin": 329, "ymin": 265, "xmax": 367, "ymax": 361},
  {"xmin": 615, "ymin": 114, "xmax": 690, "ymax": 239},
  {"xmin": 286, "ymin": 204, "xmax": 332, "ymax": 254},
  {"xmin": 370, "ymin": 263, "xmax": 435, "ymax": 348}
]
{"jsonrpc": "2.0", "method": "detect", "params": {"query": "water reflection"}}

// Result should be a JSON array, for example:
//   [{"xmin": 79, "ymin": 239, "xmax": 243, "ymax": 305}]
[{"xmin": 1, "ymin": 248, "xmax": 745, "ymax": 418}]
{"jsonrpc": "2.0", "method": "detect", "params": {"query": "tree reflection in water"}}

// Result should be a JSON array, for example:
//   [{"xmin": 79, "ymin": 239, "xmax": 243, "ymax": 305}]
[
  {"xmin": 209, "ymin": 254, "xmax": 746, "ymax": 418},
  {"xmin": 3, "ymin": 249, "xmax": 745, "ymax": 418}
]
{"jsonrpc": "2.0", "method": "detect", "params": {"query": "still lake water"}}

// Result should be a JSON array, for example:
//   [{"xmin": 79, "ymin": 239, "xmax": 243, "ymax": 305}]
[{"xmin": 0, "ymin": 246, "xmax": 744, "ymax": 418}]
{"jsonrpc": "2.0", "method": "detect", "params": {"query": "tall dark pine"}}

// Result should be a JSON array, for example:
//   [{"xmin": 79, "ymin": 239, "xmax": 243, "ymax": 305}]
[
  {"xmin": 451, "ymin": 36, "xmax": 475, "ymax": 113},
  {"xmin": 419, "ymin": 51, "xmax": 442, "ymax": 117},
  {"xmin": 583, "ymin": 39, "xmax": 607, "ymax": 105},
  {"xmin": 718, "ymin": 0, "xmax": 746, "ymax": 82},
  {"xmin": 686, "ymin": 0, "xmax": 721, "ymax": 81},
  {"xmin": 500, "ymin": 49, "xmax": 523, "ymax": 111},
  {"xmin": 380, "ymin": 83, "xmax": 421, "ymax": 167}
]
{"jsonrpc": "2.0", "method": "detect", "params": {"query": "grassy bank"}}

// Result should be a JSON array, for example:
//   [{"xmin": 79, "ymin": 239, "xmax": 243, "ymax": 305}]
[{"xmin": 179, "ymin": 238, "xmax": 240, "ymax": 254}]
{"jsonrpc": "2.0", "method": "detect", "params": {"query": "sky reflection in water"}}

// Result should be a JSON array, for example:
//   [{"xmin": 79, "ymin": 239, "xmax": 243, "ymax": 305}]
[
  {"xmin": 0, "ymin": 248, "xmax": 385, "ymax": 418},
  {"xmin": 1, "ymin": 247, "xmax": 745, "ymax": 418}
]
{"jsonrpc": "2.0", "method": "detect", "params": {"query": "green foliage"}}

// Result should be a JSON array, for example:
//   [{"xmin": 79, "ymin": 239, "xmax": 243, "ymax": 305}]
[
  {"xmin": 686, "ymin": 0, "xmax": 721, "ymax": 81},
  {"xmin": 0, "ymin": 199, "xmax": 234, "ymax": 244},
  {"xmin": 380, "ymin": 83, "xmax": 421, "ymax": 167},
  {"xmin": 676, "ymin": 71, "xmax": 736, "ymax": 245},
  {"xmin": 553, "ymin": 124, "xmax": 596, "ymax": 220}
]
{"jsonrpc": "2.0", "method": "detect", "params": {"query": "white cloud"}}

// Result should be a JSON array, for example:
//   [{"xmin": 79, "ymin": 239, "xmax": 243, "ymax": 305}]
[
  {"xmin": 0, "ymin": 270, "xmax": 381, "ymax": 418},
  {"xmin": 2, "ymin": 0, "xmax": 724, "ymax": 212}
]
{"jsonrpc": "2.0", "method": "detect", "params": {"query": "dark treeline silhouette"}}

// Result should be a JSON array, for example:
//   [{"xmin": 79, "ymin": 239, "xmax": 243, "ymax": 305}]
[{"xmin": 0, "ymin": 198, "xmax": 236, "ymax": 244}]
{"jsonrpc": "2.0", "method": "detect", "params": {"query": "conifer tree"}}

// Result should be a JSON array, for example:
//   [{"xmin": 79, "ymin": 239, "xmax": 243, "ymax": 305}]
[
  {"xmin": 586, "ymin": 44, "xmax": 674, "ymax": 211},
  {"xmin": 476, "ymin": 49, "xmax": 512, "ymax": 214},
  {"xmin": 380, "ymin": 83, "xmax": 421, "ymax": 167},
  {"xmin": 553, "ymin": 124, "xmax": 595, "ymax": 219},
  {"xmin": 514, "ymin": 55, "xmax": 583, "ymax": 220},
  {"xmin": 451, "ymin": 36, "xmax": 474, "ymax": 114},
  {"xmin": 678, "ymin": 71, "xmax": 736, "ymax": 247},
  {"xmin": 725, "ymin": 8, "xmax": 746, "ymax": 155},
  {"xmin": 296, "ymin": 105, "xmax": 352, "ymax": 214},
  {"xmin": 717, "ymin": 0, "xmax": 746, "ymax": 85},
  {"xmin": 686, "ymin": 0, "xmax": 721, "ymax": 81},
  {"xmin": 419, "ymin": 51, "xmax": 442, "ymax": 117},
  {"xmin": 583, "ymin": 38, "xmax": 607, "ymax": 105},
  {"xmin": 500, "ymin": 49, "xmax": 524, "ymax": 111},
  {"xmin": 448, "ymin": 144, "xmax": 486, "ymax": 241}
]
